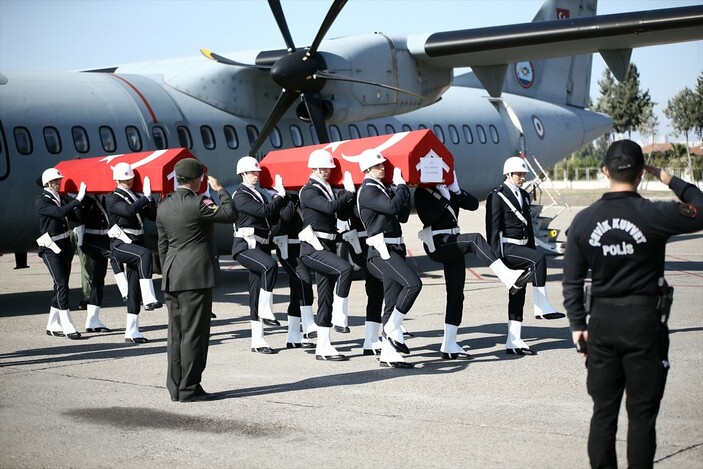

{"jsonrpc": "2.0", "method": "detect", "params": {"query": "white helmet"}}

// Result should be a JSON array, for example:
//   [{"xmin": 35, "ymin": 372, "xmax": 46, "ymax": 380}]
[
  {"xmin": 112, "ymin": 162, "xmax": 135, "ymax": 180},
  {"xmin": 41, "ymin": 168, "xmax": 63, "ymax": 186},
  {"xmin": 307, "ymin": 149, "xmax": 336, "ymax": 169},
  {"xmin": 358, "ymin": 149, "xmax": 387, "ymax": 172},
  {"xmin": 236, "ymin": 156, "xmax": 261, "ymax": 174},
  {"xmin": 503, "ymin": 156, "xmax": 529, "ymax": 175}
]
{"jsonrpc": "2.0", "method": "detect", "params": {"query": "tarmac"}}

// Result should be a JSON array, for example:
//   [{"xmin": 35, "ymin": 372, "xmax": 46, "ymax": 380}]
[{"xmin": 1, "ymin": 201, "xmax": 701, "ymax": 469}]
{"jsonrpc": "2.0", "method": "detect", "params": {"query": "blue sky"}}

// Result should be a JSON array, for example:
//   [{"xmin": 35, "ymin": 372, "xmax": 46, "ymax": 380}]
[{"xmin": 1, "ymin": 0, "xmax": 701, "ymax": 143}]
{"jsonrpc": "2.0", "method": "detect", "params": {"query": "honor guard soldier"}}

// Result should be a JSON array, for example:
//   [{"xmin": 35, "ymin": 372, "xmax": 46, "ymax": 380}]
[
  {"xmin": 563, "ymin": 140, "xmax": 703, "ymax": 468},
  {"xmin": 357, "ymin": 149, "xmax": 421, "ymax": 368},
  {"xmin": 35, "ymin": 167, "xmax": 87, "ymax": 339},
  {"xmin": 157, "ymin": 158, "xmax": 236, "ymax": 403},
  {"xmin": 232, "ymin": 156, "xmax": 287, "ymax": 354},
  {"xmin": 415, "ymin": 171, "xmax": 533, "ymax": 359},
  {"xmin": 486, "ymin": 156, "xmax": 564, "ymax": 355},
  {"xmin": 79, "ymin": 193, "xmax": 130, "ymax": 333},
  {"xmin": 299, "ymin": 149, "xmax": 355, "ymax": 361},
  {"xmin": 106, "ymin": 162, "xmax": 162, "ymax": 344},
  {"xmin": 273, "ymin": 192, "xmax": 317, "ymax": 348}
]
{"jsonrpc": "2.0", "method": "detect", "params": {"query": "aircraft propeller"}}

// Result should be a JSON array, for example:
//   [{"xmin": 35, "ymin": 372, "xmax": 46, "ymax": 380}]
[{"xmin": 201, "ymin": 0, "xmax": 422, "ymax": 156}]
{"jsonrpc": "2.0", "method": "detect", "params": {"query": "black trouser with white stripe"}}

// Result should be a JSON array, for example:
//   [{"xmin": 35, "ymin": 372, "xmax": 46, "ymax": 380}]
[
  {"xmin": 41, "ymin": 240, "xmax": 74, "ymax": 310},
  {"xmin": 300, "ymin": 241, "xmax": 352, "ymax": 328},
  {"xmin": 501, "ymin": 243, "xmax": 546, "ymax": 321},
  {"xmin": 276, "ymin": 243, "xmax": 314, "ymax": 317},
  {"xmin": 110, "ymin": 238, "xmax": 152, "ymax": 315},
  {"xmin": 368, "ymin": 244, "xmax": 422, "ymax": 317},
  {"xmin": 235, "ymin": 245, "xmax": 278, "ymax": 320},
  {"xmin": 81, "ymin": 234, "xmax": 123, "ymax": 306},
  {"xmin": 348, "ymin": 242, "xmax": 384, "ymax": 323}
]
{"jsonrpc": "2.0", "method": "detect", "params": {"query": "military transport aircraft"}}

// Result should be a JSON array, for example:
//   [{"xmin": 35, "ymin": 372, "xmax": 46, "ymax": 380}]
[{"xmin": 1, "ymin": 0, "xmax": 702, "ymax": 256}]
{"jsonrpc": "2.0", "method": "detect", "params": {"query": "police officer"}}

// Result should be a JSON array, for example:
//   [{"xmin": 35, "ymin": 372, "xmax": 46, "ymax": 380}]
[
  {"xmin": 357, "ymin": 149, "xmax": 421, "ymax": 368},
  {"xmin": 415, "ymin": 171, "xmax": 532, "ymax": 359},
  {"xmin": 486, "ymin": 156, "xmax": 564, "ymax": 355},
  {"xmin": 106, "ymin": 162, "xmax": 162, "ymax": 344},
  {"xmin": 35, "ymin": 167, "xmax": 86, "ymax": 339},
  {"xmin": 232, "ymin": 156, "xmax": 287, "ymax": 354},
  {"xmin": 563, "ymin": 139, "xmax": 703, "ymax": 468},
  {"xmin": 79, "ymin": 193, "xmax": 130, "ymax": 333},
  {"xmin": 157, "ymin": 158, "xmax": 236, "ymax": 403},
  {"xmin": 299, "ymin": 149, "xmax": 355, "ymax": 361}
]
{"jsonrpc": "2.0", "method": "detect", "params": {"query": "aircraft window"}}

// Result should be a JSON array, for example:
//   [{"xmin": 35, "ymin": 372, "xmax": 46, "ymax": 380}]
[
  {"xmin": 402, "ymin": 124, "xmax": 412, "ymax": 132},
  {"xmin": 418, "ymin": 124, "xmax": 427, "ymax": 130},
  {"xmin": 433, "ymin": 125, "xmax": 445, "ymax": 143},
  {"xmin": 43, "ymin": 127, "xmax": 62, "ymax": 155},
  {"xmin": 385, "ymin": 124, "xmax": 395, "ymax": 135},
  {"xmin": 462, "ymin": 125, "xmax": 473, "ymax": 144},
  {"xmin": 176, "ymin": 126, "xmax": 192, "ymax": 149},
  {"xmin": 367, "ymin": 125, "xmax": 379, "ymax": 137},
  {"xmin": 246, "ymin": 125, "xmax": 259, "ymax": 148},
  {"xmin": 14, "ymin": 127, "xmax": 32, "ymax": 155},
  {"xmin": 200, "ymin": 125, "xmax": 216, "ymax": 150},
  {"xmin": 329, "ymin": 125, "xmax": 341, "ymax": 142},
  {"xmin": 489, "ymin": 125, "xmax": 500, "ymax": 144},
  {"xmin": 448, "ymin": 125, "xmax": 460, "ymax": 145},
  {"xmin": 349, "ymin": 125, "xmax": 360, "ymax": 139},
  {"xmin": 72, "ymin": 126, "xmax": 89, "ymax": 153},
  {"xmin": 270, "ymin": 127, "xmax": 282, "ymax": 148},
  {"xmin": 476, "ymin": 125, "xmax": 487, "ymax": 144},
  {"xmin": 223, "ymin": 125, "xmax": 238, "ymax": 149},
  {"xmin": 152, "ymin": 126, "xmax": 167, "ymax": 150},
  {"xmin": 99, "ymin": 126, "xmax": 116, "ymax": 153},
  {"xmin": 126, "ymin": 126, "xmax": 142, "ymax": 152},
  {"xmin": 290, "ymin": 125, "xmax": 303, "ymax": 147}
]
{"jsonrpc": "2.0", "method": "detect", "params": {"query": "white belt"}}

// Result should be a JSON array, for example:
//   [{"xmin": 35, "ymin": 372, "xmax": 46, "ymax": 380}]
[
  {"xmin": 433, "ymin": 227, "xmax": 460, "ymax": 236},
  {"xmin": 503, "ymin": 237, "xmax": 528, "ymax": 246},
  {"xmin": 287, "ymin": 239, "xmax": 300, "ymax": 244},
  {"xmin": 384, "ymin": 236, "xmax": 404, "ymax": 245},
  {"xmin": 235, "ymin": 232, "xmax": 269, "ymax": 245},
  {"xmin": 357, "ymin": 230, "xmax": 367, "ymax": 238},
  {"xmin": 84, "ymin": 229, "xmax": 109, "ymax": 235},
  {"xmin": 313, "ymin": 231, "xmax": 337, "ymax": 241},
  {"xmin": 51, "ymin": 232, "xmax": 70, "ymax": 241},
  {"xmin": 123, "ymin": 228, "xmax": 144, "ymax": 236}
]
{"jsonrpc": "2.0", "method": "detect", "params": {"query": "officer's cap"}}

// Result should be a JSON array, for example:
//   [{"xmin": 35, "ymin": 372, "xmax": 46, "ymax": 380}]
[
  {"xmin": 604, "ymin": 140, "xmax": 644, "ymax": 172},
  {"xmin": 174, "ymin": 158, "xmax": 204, "ymax": 179}
]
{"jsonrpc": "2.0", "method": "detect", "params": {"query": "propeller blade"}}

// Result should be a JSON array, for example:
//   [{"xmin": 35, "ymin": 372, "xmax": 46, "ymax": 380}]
[
  {"xmin": 200, "ymin": 48, "xmax": 265, "ymax": 68},
  {"xmin": 250, "ymin": 89, "xmax": 300, "ymax": 155},
  {"xmin": 268, "ymin": 0, "xmax": 297, "ymax": 53},
  {"xmin": 314, "ymin": 70, "xmax": 425, "ymax": 100},
  {"xmin": 301, "ymin": 92, "xmax": 331, "ymax": 144},
  {"xmin": 308, "ymin": 0, "xmax": 348, "ymax": 57}
]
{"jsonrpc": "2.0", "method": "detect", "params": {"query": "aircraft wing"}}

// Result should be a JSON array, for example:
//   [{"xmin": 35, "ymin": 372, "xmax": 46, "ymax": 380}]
[{"xmin": 407, "ymin": 5, "xmax": 703, "ymax": 69}]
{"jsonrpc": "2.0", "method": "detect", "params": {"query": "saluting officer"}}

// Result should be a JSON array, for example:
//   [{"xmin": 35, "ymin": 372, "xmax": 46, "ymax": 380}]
[
  {"xmin": 563, "ymin": 140, "xmax": 703, "ymax": 468},
  {"xmin": 106, "ymin": 162, "xmax": 162, "ymax": 344},
  {"xmin": 486, "ymin": 156, "xmax": 564, "ymax": 355},
  {"xmin": 357, "ymin": 149, "xmax": 421, "ymax": 368},
  {"xmin": 232, "ymin": 156, "xmax": 287, "ymax": 354},
  {"xmin": 415, "ymin": 171, "xmax": 532, "ymax": 359},
  {"xmin": 298, "ymin": 149, "xmax": 355, "ymax": 361},
  {"xmin": 79, "ymin": 193, "xmax": 130, "ymax": 333},
  {"xmin": 35, "ymin": 167, "xmax": 87, "ymax": 339}
]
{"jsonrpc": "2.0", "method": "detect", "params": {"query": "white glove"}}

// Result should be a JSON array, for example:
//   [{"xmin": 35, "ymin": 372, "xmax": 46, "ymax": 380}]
[
  {"xmin": 342, "ymin": 171, "xmax": 356, "ymax": 193},
  {"xmin": 447, "ymin": 171, "xmax": 460, "ymax": 194},
  {"xmin": 76, "ymin": 181, "xmax": 87, "ymax": 201},
  {"xmin": 392, "ymin": 168, "xmax": 406, "ymax": 186},
  {"xmin": 274, "ymin": 174, "xmax": 285, "ymax": 197},
  {"xmin": 437, "ymin": 184, "xmax": 450, "ymax": 200},
  {"xmin": 142, "ymin": 177, "xmax": 152, "ymax": 198}
]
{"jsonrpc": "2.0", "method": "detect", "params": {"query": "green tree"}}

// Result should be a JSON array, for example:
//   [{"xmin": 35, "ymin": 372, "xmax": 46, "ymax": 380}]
[
  {"xmin": 638, "ymin": 101, "xmax": 659, "ymax": 159},
  {"xmin": 664, "ymin": 88, "xmax": 698, "ymax": 180},
  {"xmin": 594, "ymin": 65, "xmax": 652, "ymax": 138},
  {"xmin": 694, "ymin": 72, "xmax": 703, "ymax": 139}
]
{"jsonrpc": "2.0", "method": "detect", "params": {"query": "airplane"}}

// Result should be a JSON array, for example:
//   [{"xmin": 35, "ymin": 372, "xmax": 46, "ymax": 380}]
[{"xmin": 1, "ymin": 0, "xmax": 701, "ymax": 258}]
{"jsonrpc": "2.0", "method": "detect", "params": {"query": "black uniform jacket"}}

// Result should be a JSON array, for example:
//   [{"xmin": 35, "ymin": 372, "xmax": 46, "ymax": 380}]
[
  {"xmin": 82, "ymin": 195, "xmax": 111, "ymax": 231},
  {"xmin": 299, "ymin": 178, "xmax": 354, "ymax": 233},
  {"xmin": 415, "ymin": 187, "xmax": 478, "ymax": 229},
  {"xmin": 35, "ymin": 189, "xmax": 83, "ymax": 255},
  {"xmin": 231, "ymin": 185, "xmax": 286, "ymax": 258},
  {"xmin": 157, "ymin": 187, "xmax": 236, "ymax": 292},
  {"xmin": 486, "ymin": 183, "xmax": 535, "ymax": 251},
  {"xmin": 278, "ymin": 193, "xmax": 304, "ymax": 238},
  {"xmin": 357, "ymin": 176, "xmax": 410, "ymax": 239},
  {"xmin": 106, "ymin": 187, "xmax": 156, "ymax": 242},
  {"xmin": 563, "ymin": 177, "xmax": 703, "ymax": 330}
]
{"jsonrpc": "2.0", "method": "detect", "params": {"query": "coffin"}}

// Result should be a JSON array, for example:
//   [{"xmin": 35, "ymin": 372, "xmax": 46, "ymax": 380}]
[
  {"xmin": 258, "ymin": 129, "xmax": 454, "ymax": 189},
  {"xmin": 55, "ymin": 148, "xmax": 207, "ymax": 195}
]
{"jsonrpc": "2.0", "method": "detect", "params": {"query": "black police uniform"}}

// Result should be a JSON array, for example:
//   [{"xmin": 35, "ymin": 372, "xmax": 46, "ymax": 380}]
[
  {"xmin": 106, "ymin": 186, "xmax": 158, "ymax": 315},
  {"xmin": 80, "ymin": 194, "xmax": 125, "ymax": 306},
  {"xmin": 231, "ymin": 184, "xmax": 286, "ymax": 320},
  {"xmin": 563, "ymin": 176, "xmax": 703, "ymax": 468},
  {"xmin": 299, "ymin": 176, "xmax": 354, "ymax": 328},
  {"xmin": 35, "ymin": 188, "xmax": 83, "ymax": 311},
  {"xmin": 416, "ymin": 186, "xmax": 503, "ymax": 326}
]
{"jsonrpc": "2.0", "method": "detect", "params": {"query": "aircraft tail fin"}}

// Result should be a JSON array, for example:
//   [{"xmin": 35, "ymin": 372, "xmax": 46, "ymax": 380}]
[{"xmin": 503, "ymin": 0, "xmax": 597, "ymax": 108}]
